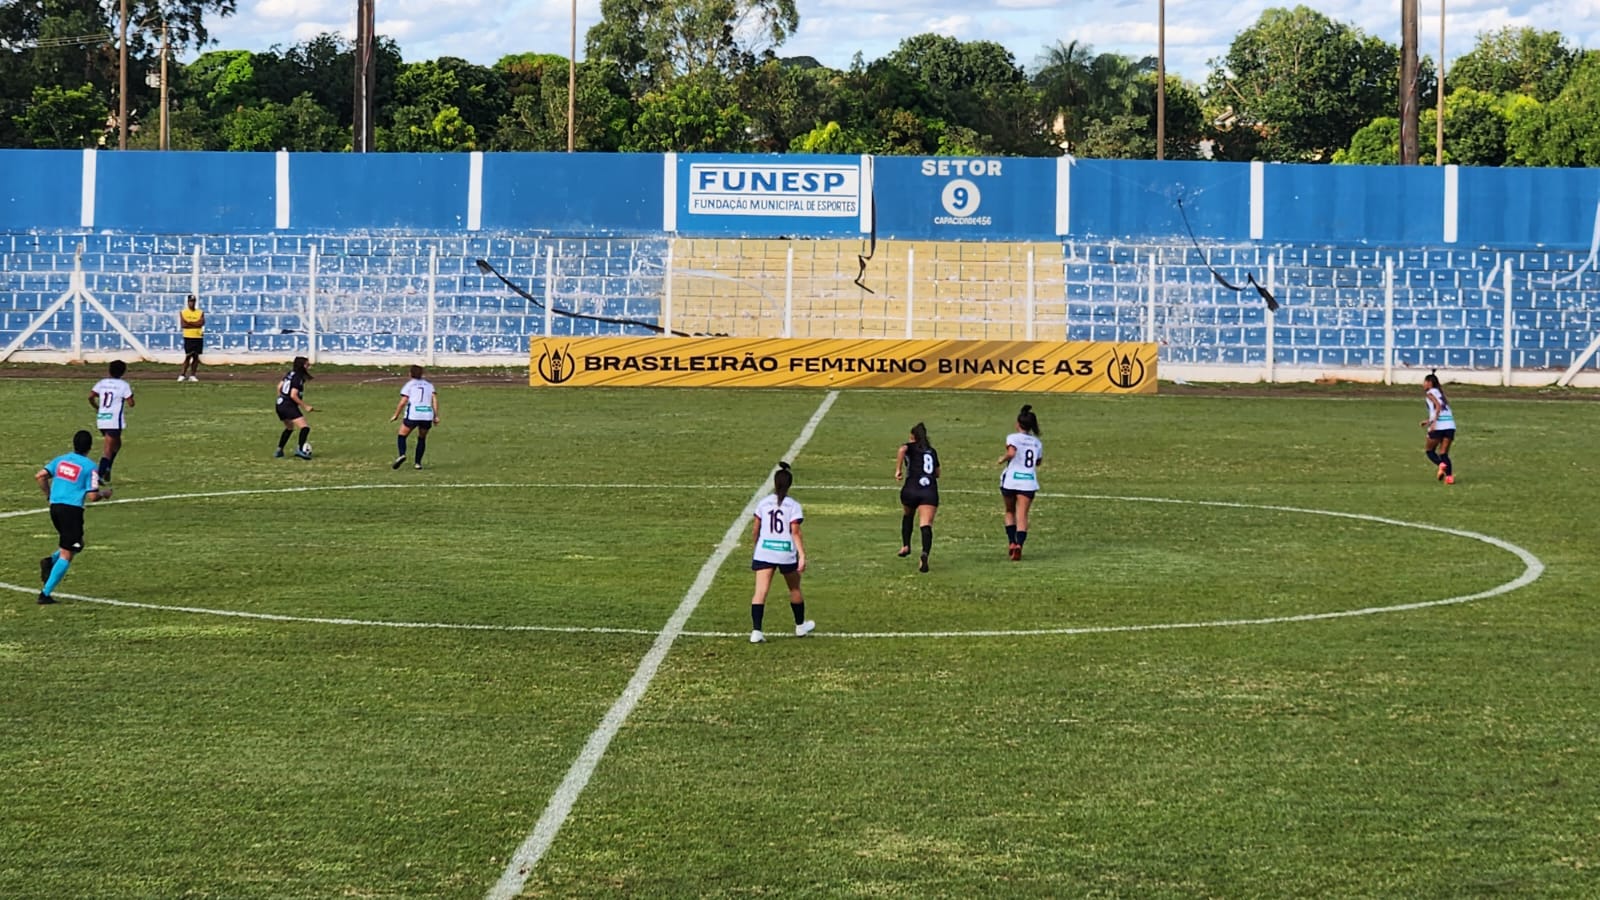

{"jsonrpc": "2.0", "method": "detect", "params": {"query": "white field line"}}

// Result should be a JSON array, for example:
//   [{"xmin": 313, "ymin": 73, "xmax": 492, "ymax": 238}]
[
  {"xmin": 485, "ymin": 390, "xmax": 840, "ymax": 900},
  {"xmin": 2, "ymin": 484, "xmax": 1543, "ymax": 639}
]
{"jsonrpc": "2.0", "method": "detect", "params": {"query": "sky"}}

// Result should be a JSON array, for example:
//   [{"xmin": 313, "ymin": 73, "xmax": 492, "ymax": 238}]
[{"xmin": 195, "ymin": 0, "xmax": 1596, "ymax": 85}]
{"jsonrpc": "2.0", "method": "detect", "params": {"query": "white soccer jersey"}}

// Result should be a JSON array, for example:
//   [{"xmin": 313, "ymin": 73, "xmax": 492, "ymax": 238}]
[
  {"xmin": 752, "ymin": 494, "xmax": 803, "ymax": 565},
  {"xmin": 1426, "ymin": 388, "xmax": 1455, "ymax": 430},
  {"xmin": 400, "ymin": 378, "xmax": 437, "ymax": 421},
  {"xmin": 91, "ymin": 377, "xmax": 134, "ymax": 429},
  {"xmin": 1001, "ymin": 432, "xmax": 1043, "ymax": 491}
]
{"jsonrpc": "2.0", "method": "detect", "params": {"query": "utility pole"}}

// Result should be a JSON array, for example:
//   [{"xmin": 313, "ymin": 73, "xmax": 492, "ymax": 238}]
[
  {"xmin": 1400, "ymin": 0, "xmax": 1419, "ymax": 165},
  {"xmin": 1436, "ymin": 0, "xmax": 1445, "ymax": 165},
  {"xmin": 159, "ymin": 18, "xmax": 169, "ymax": 150},
  {"xmin": 1156, "ymin": 0, "xmax": 1166, "ymax": 160},
  {"xmin": 567, "ymin": 0, "xmax": 576, "ymax": 152},
  {"xmin": 353, "ymin": 0, "xmax": 376, "ymax": 152}
]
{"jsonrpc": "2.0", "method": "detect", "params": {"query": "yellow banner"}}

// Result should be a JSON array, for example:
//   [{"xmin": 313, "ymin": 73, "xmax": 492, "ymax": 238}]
[{"xmin": 529, "ymin": 337, "xmax": 1156, "ymax": 393}]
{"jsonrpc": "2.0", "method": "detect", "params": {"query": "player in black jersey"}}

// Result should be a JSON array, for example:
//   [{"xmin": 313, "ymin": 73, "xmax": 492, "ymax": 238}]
[
  {"xmin": 894, "ymin": 422, "xmax": 941, "ymax": 573},
  {"xmin": 274, "ymin": 356, "xmax": 315, "ymax": 459}
]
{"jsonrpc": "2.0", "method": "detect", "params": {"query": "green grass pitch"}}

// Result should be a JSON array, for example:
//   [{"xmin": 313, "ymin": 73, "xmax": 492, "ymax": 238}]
[{"xmin": 1, "ymin": 371, "xmax": 1597, "ymax": 898}]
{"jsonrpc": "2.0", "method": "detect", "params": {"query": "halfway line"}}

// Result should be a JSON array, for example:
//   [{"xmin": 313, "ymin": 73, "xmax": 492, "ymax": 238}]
[{"xmin": 486, "ymin": 390, "xmax": 840, "ymax": 900}]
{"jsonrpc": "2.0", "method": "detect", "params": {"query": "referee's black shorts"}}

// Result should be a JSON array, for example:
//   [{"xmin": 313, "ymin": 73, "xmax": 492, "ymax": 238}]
[{"xmin": 50, "ymin": 503, "xmax": 85, "ymax": 552}]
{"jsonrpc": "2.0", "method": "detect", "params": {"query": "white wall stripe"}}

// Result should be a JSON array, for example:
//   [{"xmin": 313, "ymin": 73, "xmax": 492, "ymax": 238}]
[
  {"xmin": 1056, "ymin": 154, "xmax": 1072, "ymax": 235},
  {"xmin": 859, "ymin": 154, "xmax": 874, "ymax": 234},
  {"xmin": 1249, "ymin": 160, "xmax": 1265, "ymax": 240},
  {"xmin": 1443, "ymin": 164, "xmax": 1459, "ymax": 244},
  {"xmin": 466, "ymin": 151, "xmax": 484, "ymax": 232},
  {"xmin": 80, "ymin": 149, "xmax": 96, "ymax": 228},
  {"xmin": 486, "ymin": 391, "xmax": 841, "ymax": 900},
  {"xmin": 275, "ymin": 150, "xmax": 290, "ymax": 229},
  {"xmin": 662, "ymin": 152, "xmax": 677, "ymax": 233}
]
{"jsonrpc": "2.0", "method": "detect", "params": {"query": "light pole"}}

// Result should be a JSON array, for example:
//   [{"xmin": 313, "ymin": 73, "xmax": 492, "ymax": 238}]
[
  {"xmin": 1156, "ymin": 0, "xmax": 1165, "ymax": 160},
  {"xmin": 118, "ymin": 0, "xmax": 129, "ymax": 149},
  {"xmin": 1435, "ymin": 0, "xmax": 1445, "ymax": 165}
]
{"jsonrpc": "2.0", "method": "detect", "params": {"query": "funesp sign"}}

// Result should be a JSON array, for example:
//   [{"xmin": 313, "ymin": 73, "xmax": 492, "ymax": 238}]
[{"xmin": 688, "ymin": 163, "xmax": 860, "ymax": 216}]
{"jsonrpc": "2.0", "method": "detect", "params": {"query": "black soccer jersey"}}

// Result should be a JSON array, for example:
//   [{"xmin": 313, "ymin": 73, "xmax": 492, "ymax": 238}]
[{"xmin": 903, "ymin": 442, "xmax": 939, "ymax": 488}]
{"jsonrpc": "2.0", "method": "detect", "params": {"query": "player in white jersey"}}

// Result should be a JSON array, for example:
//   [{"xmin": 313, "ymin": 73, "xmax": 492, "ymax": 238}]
[
  {"xmin": 998, "ymin": 404, "xmax": 1043, "ymax": 561},
  {"xmin": 747, "ymin": 462, "xmax": 814, "ymax": 643},
  {"xmin": 88, "ymin": 359, "xmax": 135, "ymax": 484},
  {"xmin": 390, "ymin": 365, "xmax": 440, "ymax": 470},
  {"xmin": 1420, "ymin": 372, "xmax": 1457, "ymax": 485}
]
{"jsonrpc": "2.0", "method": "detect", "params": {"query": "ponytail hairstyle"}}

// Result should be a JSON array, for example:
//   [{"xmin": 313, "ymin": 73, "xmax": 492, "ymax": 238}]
[
  {"xmin": 910, "ymin": 421, "xmax": 929, "ymax": 450},
  {"xmin": 1424, "ymin": 371, "xmax": 1447, "ymax": 407},
  {"xmin": 1017, "ymin": 404, "xmax": 1040, "ymax": 436},
  {"xmin": 293, "ymin": 355, "xmax": 313, "ymax": 380},
  {"xmin": 773, "ymin": 461, "xmax": 794, "ymax": 503}
]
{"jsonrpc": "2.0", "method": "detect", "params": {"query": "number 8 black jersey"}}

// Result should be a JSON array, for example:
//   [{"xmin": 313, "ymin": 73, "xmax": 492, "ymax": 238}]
[{"xmin": 903, "ymin": 442, "xmax": 940, "ymax": 488}]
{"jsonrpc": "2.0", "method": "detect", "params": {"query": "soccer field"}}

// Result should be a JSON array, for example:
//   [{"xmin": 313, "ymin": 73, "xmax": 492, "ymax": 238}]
[{"xmin": 2, "ymin": 372, "xmax": 1596, "ymax": 898}]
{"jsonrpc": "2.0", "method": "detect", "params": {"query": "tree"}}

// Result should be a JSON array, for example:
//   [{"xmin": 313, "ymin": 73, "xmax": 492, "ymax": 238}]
[
  {"xmin": 1448, "ymin": 27, "xmax": 1577, "ymax": 103},
  {"xmin": 586, "ymin": 0, "xmax": 799, "ymax": 97},
  {"xmin": 1442, "ymin": 88, "xmax": 1509, "ymax": 166},
  {"xmin": 736, "ymin": 57, "xmax": 838, "ymax": 152},
  {"xmin": 1206, "ymin": 6, "xmax": 1406, "ymax": 161},
  {"xmin": 12, "ymin": 83, "xmax": 104, "ymax": 147},
  {"xmin": 883, "ymin": 34, "xmax": 1049, "ymax": 154},
  {"xmin": 489, "ymin": 59, "xmax": 633, "ymax": 151},
  {"xmin": 1033, "ymin": 40, "xmax": 1094, "ymax": 150},
  {"xmin": 789, "ymin": 120, "xmax": 870, "ymax": 154},
  {"xmin": 624, "ymin": 76, "xmax": 750, "ymax": 151},
  {"xmin": 1504, "ymin": 51, "xmax": 1600, "ymax": 167},
  {"xmin": 377, "ymin": 104, "xmax": 476, "ymax": 152}
]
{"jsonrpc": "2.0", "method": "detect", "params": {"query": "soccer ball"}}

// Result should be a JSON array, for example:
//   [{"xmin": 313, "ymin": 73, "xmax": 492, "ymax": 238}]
[{"xmin": 301, "ymin": 442, "xmax": 312, "ymax": 458}]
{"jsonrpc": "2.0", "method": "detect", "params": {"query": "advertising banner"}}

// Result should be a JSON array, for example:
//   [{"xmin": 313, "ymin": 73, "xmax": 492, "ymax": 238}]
[{"xmin": 530, "ymin": 337, "xmax": 1156, "ymax": 393}]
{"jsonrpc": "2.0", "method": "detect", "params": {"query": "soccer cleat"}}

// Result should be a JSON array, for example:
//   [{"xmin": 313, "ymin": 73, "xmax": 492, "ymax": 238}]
[
  {"xmin": 414, "ymin": 463, "xmax": 423, "ymax": 470},
  {"xmin": 176, "ymin": 373, "xmax": 185, "ymax": 381},
  {"xmin": 40, "ymin": 556, "xmax": 53, "ymax": 584},
  {"xmin": 274, "ymin": 448, "xmax": 285, "ymax": 458},
  {"xmin": 294, "ymin": 449, "xmax": 312, "ymax": 460},
  {"xmin": 918, "ymin": 554, "xmax": 929, "ymax": 573},
  {"xmin": 1437, "ymin": 462, "xmax": 1448, "ymax": 481},
  {"xmin": 37, "ymin": 592, "xmax": 55, "ymax": 605},
  {"xmin": 1008, "ymin": 543, "xmax": 1020, "ymax": 561},
  {"xmin": 795, "ymin": 620, "xmax": 815, "ymax": 637},
  {"xmin": 1444, "ymin": 475, "xmax": 1455, "ymax": 485},
  {"xmin": 188, "ymin": 375, "xmax": 198, "ymax": 382},
  {"xmin": 392, "ymin": 455, "xmax": 406, "ymax": 470},
  {"xmin": 897, "ymin": 546, "xmax": 911, "ymax": 558},
  {"xmin": 749, "ymin": 629, "xmax": 766, "ymax": 644}
]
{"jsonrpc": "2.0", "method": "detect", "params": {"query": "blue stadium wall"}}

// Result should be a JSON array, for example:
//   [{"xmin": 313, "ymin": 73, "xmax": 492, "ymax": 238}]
[{"xmin": 2, "ymin": 150, "xmax": 1598, "ymax": 378}]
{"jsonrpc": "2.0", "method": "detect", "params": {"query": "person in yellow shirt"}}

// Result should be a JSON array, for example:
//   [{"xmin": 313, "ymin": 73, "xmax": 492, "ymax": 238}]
[{"xmin": 179, "ymin": 294, "xmax": 205, "ymax": 382}]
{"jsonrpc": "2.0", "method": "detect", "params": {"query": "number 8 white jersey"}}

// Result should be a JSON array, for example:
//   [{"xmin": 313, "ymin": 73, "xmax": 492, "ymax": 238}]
[
  {"xmin": 1001, "ymin": 433, "xmax": 1043, "ymax": 491},
  {"xmin": 752, "ymin": 494, "xmax": 803, "ymax": 565}
]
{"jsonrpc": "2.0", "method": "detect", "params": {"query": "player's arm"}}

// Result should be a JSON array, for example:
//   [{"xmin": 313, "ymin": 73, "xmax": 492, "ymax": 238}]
[
  {"xmin": 1421, "ymin": 395, "xmax": 1438, "ymax": 429},
  {"xmin": 87, "ymin": 390, "xmax": 99, "ymax": 409},
  {"xmin": 749, "ymin": 514, "xmax": 761, "ymax": 545},
  {"xmin": 290, "ymin": 387, "xmax": 313, "ymax": 413},
  {"xmin": 998, "ymin": 443, "xmax": 1016, "ymax": 466},
  {"xmin": 894, "ymin": 444, "xmax": 907, "ymax": 480},
  {"xmin": 390, "ymin": 394, "xmax": 407, "ymax": 421},
  {"xmin": 431, "ymin": 393, "xmax": 439, "ymax": 424},
  {"xmin": 791, "ymin": 520, "xmax": 806, "ymax": 573},
  {"xmin": 36, "ymin": 468, "xmax": 51, "ymax": 496},
  {"xmin": 126, "ymin": 390, "xmax": 134, "ymax": 408}
]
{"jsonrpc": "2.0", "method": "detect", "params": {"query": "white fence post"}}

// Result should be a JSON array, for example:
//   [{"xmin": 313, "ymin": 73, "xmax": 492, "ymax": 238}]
[
  {"xmin": 1025, "ymin": 249, "xmax": 1035, "ymax": 341},
  {"xmin": 544, "ymin": 245, "xmax": 556, "ymax": 337},
  {"xmin": 307, "ymin": 245, "xmax": 318, "ymax": 364},
  {"xmin": 1265, "ymin": 254, "xmax": 1277, "ymax": 383},
  {"xmin": 426, "ymin": 244, "xmax": 437, "ymax": 365},
  {"xmin": 1383, "ymin": 256, "xmax": 1395, "ymax": 385},
  {"xmin": 190, "ymin": 244, "xmax": 201, "ymax": 298},
  {"xmin": 1501, "ymin": 262, "xmax": 1514, "ymax": 385},
  {"xmin": 904, "ymin": 247, "xmax": 915, "ymax": 339},
  {"xmin": 1144, "ymin": 256, "xmax": 1156, "ymax": 344},
  {"xmin": 71, "ymin": 248, "xmax": 84, "ymax": 362},
  {"xmin": 783, "ymin": 244, "xmax": 794, "ymax": 338},
  {"xmin": 662, "ymin": 241, "xmax": 675, "ymax": 337}
]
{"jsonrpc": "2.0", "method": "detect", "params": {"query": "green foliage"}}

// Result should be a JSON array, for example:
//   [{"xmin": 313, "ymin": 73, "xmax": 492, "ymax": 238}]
[
  {"xmin": 1332, "ymin": 116, "xmax": 1400, "ymax": 164},
  {"xmin": 625, "ymin": 78, "xmax": 750, "ymax": 151},
  {"xmin": 11, "ymin": 83, "xmax": 104, "ymax": 148},
  {"xmin": 186, "ymin": 50, "xmax": 257, "ymax": 115},
  {"xmin": 1207, "ymin": 6, "xmax": 1408, "ymax": 161},
  {"xmin": 1442, "ymin": 88, "xmax": 1510, "ymax": 167},
  {"xmin": 789, "ymin": 120, "xmax": 870, "ymax": 154},
  {"xmin": 587, "ymin": 0, "xmax": 799, "ymax": 97},
  {"xmin": 1502, "ymin": 51, "xmax": 1600, "ymax": 167},
  {"xmin": 490, "ymin": 60, "xmax": 633, "ymax": 151},
  {"xmin": 377, "ymin": 105, "xmax": 477, "ymax": 152},
  {"xmin": 1448, "ymin": 27, "xmax": 1577, "ymax": 103},
  {"xmin": 218, "ymin": 93, "xmax": 344, "ymax": 152}
]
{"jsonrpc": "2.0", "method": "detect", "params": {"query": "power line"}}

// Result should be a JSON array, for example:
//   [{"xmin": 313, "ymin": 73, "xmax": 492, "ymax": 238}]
[{"xmin": 1, "ymin": 33, "xmax": 113, "ymax": 51}]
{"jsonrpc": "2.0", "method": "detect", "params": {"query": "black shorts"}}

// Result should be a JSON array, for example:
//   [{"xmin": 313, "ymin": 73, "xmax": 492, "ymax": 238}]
[
  {"xmin": 50, "ymin": 504, "xmax": 85, "ymax": 552},
  {"xmin": 276, "ymin": 402, "xmax": 303, "ymax": 422},
  {"xmin": 402, "ymin": 418, "xmax": 433, "ymax": 431},
  {"xmin": 900, "ymin": 486, "xmax": 939, "ymax": 508},
  {"xmin": 1000, "ymin": 487, "xmax": 1037, "ymax": 499},
  {"xmin": 183, "ymin": 337, "xmax": 204, "ymax": 355},
  {"xmin": 751, "ymin": 559, "xmax": 799, "ymax": 574},
  {"xmin": 98, "ymin": 428, "xmax": 122, "ymax": 438},
  {"xmin": 1428, "ymin": 428, "xmax": 1456, "ymax": 440}
]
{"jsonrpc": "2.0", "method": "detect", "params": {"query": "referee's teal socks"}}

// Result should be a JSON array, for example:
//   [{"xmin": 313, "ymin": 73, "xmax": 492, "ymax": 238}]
[{"xmin": 43, "ymin": 556, "xmax": 70, "ymax": 595}]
